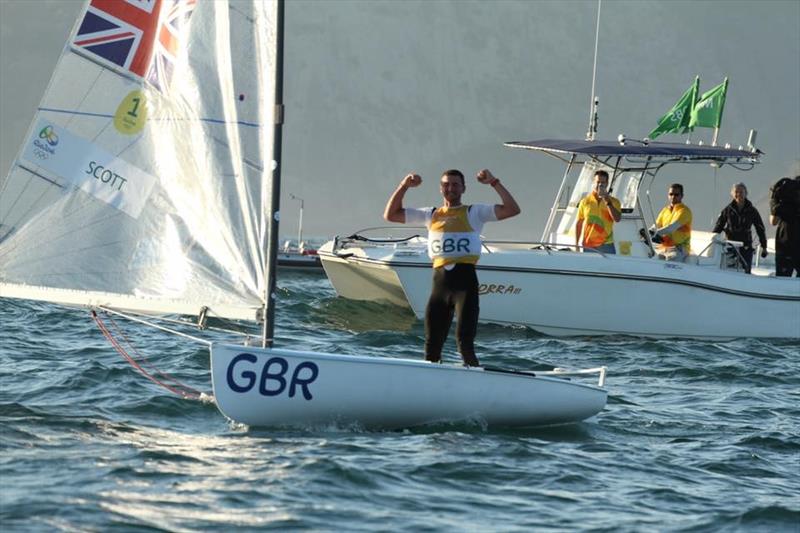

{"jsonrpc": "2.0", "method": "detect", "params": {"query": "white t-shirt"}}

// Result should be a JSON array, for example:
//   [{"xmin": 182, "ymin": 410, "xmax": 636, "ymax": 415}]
[{"xmin": 404, "ymin": 204, "xmax": 497, "ymax": 230}]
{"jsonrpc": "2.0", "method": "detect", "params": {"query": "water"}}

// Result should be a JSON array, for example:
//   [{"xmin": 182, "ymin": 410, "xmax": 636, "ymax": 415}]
[{"xmin": 1, "ymin": 270, "xmax": 798, "ymax": 531}]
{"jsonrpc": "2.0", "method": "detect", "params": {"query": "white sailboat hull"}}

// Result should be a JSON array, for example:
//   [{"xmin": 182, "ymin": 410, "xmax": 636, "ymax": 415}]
[
  {"xmin": 319, "ymin": 241, "xmax": 800, "ymax": 339},
  {"xmin": 211, "ymin": 343, "xmax": 607, "ymax": 429}
]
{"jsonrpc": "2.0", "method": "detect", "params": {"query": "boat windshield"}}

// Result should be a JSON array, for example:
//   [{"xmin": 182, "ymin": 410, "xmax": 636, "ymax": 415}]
[
  {"xmin": 565, "ymin": 164, "xmax": 641, "ymax": 211},
  {"xmin": 614, "ymin": 172, "xmax": 643, "ymax": 210},
  {"xmin": 565, "ymin": 162, "xmax": 615, "ymax": 208}
]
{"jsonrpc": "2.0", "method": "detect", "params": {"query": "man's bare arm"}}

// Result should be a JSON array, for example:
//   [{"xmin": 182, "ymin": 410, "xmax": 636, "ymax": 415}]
[
  {"xmin": 476, "ymin": 169, "xmax": 521, "ymax": 221},
  {"xmin": 384, "ymin": 173, "xmax": 422, "ymax": 223}
]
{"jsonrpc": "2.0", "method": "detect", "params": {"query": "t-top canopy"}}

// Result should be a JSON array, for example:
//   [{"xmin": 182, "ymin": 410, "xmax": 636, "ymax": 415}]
[{"xmin": 505, "ymin": 139, "xmax": 761, "ymax": 161}]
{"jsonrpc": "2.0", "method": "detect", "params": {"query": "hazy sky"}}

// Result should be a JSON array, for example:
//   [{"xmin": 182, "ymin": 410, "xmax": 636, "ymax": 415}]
[{"xmin": 1, "ymin": 0, "xmax": 798, "ymax": 240}]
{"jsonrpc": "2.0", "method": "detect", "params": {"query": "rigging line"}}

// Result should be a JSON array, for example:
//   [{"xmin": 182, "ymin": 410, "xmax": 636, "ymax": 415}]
[
  {"xmin": 57, "ymin": 196, "xmax": 126, "ymax": 225},
  {"xmin": 0, "ymin": 206, "xmax": 130, "ymax": 264},
  {"xmin": 0, "ymin": 159, "xmax": 53, "ymax": 201},
  {"xmin": 90, "ymin": 111, "xmax": 116, "ymax": 145},
  {"xmin": 0, "ymin": 173, "xmax": 37, "ymax": 230},
  {"xmin": 65, "ymin": 68, "xmax": 106, "ymax": 132},
  {"xmin": 0, "ymin": 174, "xmax": 96, "ymax": 249},
  {"xmin": 4, "ymin": 234, "xmax": 261, "ymax": 297},
  {"xmin": 38, "ymin": 106, "xmax": 262, "ymax": 128},
  {"xmin": 92, "ymin": 310, "xmax": 202, "ymax": 400},
  {"xmin": 85, "ymin": 105, "xmax": 141, "ymax": 155},
  {"xmin": 97, "ymin": 306, "xmax": 212, "ymax": 346},
  {"xmin": 11, "ymin": 165, "xmax": 113, "ymax": 226},
  {"xmin": 113, "ymin": 128, "xmax": 147, "ymax": 160},
  {"xmin": 94, "ymin": 305, "xmax": 257, "ymax": 339},
  {"xmin": 145, "ymin": 313, "xmax": 257, "ymax": 339},
  {"xmin": 0, "ymin": 187, "xmax": 127, "ymax": 257},
  {"xmin": 0, "ymin": 237, "xmax": 131, "ymax": 270},
  {"xmin": 103, "ymin": 311, "xmax": 204, "ymax": 398}
]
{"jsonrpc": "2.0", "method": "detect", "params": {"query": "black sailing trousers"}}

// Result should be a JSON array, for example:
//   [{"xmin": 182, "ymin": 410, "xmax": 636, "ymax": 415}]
[{"xmin": 424, "ymin": 263, "xmax": 480, "ymax": 366}]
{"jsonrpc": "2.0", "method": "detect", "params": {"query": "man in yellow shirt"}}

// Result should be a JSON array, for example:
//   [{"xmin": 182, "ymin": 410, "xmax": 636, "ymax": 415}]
[
  {"xmin": 575, "ymin": 170, "xmax": 622, "ymax": 254},
  {"xmin": 651, "ymin": 183, "xmax": 692, "ymax": 262}
]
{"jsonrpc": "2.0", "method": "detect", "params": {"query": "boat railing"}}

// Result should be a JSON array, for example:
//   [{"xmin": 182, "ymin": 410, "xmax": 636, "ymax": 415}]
[
  {"xmin": 483, "ymin": 365, "xmax": 607, "ymax": 388},
  {"xmin": 483, "ymin": 240, "xmax": 615, "ymax": 256},
  {"xmin": 333, "ymin": 226, "xmax": 427, "ymax": 251},
  {"xmin": 543, "ymin": 366, "xmax": 607, "ymax": 388},
  {"xmin": 692, "ymin": 234, "xmax": 749, "ymax": 271}
]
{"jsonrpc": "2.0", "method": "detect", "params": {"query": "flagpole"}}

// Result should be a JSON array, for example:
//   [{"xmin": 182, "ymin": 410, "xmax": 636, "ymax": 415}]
[
  {"xmin": 712, "ymin": 78, "xmax": 728, "ymax": 147},
  {"xmin": 686, "ymin": 76, "xmax": 699, "ymax": 144}
]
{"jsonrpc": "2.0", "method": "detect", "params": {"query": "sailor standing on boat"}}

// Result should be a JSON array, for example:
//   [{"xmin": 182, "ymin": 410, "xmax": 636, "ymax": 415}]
[
  {"xmin": 651, "ymin": 183, "xmax": 693, "ymax": 262},
  {"xmin": 712, "ymin": 182, "xmax": 768, "ymax": 273},
  {"xmin": 384, "ymin": 169, "xmax": 521, "ymax": 366},
  {"xmin": 575, "ymin": 170, "xmax": 622, "ymax": 254},
  {"xmin": 769, "ymin": 176, "xmax": 800, "ymax": 277}
]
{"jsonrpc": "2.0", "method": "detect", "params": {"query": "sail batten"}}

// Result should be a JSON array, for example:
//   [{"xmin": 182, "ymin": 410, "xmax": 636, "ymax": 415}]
[{"xmin": 1, "ymin": 0, "xmax": 278, "ymax": 323}]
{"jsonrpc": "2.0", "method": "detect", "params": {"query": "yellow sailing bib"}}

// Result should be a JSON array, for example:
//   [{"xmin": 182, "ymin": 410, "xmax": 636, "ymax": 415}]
[{"xmin": 427, "ymin": 206, "xmax": 482, "ymax": 268}]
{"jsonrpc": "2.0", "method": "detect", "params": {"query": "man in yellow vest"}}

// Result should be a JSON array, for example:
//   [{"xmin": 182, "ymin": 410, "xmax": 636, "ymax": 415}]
[
  {"xmin": 651, "ymin": 183, "xmax": 693, "ymax": 262},
  {"xmin": 384, "ymin": 168, "xmax": 520, "ymax": 366}
]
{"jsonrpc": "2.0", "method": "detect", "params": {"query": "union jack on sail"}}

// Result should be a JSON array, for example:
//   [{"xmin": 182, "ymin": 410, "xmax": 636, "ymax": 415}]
[{"xmin": 72, "ymin": 0, "xmax": 196, "ymax": 90}]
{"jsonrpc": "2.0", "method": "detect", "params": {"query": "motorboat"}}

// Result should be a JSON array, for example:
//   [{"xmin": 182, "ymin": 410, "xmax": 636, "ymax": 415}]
[
  {"xmin": 278, "ymin": 240, "xmax": 322, "ymax": 270},
  {"xmin": 278, "ymin": 193, "xmax": 323, "ymax": 270},
  {"xmin": 319, "ymin": 139, "xmax": 800, "ymax": 339}
]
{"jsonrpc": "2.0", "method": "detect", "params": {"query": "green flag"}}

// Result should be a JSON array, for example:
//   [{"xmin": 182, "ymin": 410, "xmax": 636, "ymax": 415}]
[
  {"xmin": 648, "ymin": 77, "xmax": 699, "ymax": 140},
  {"xmin": 689, "ymin": 78, "xmax": 728, "ymax": 129}
]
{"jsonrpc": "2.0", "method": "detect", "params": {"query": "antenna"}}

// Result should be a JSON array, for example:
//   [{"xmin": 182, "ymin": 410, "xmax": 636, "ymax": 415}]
[
  {"xmin": 747, "ymin": 129, "xmax": 758, "ymax": 152},
  {"xmin": 586, "ymin": 0, "xmax": 602, "ymax": 141}
]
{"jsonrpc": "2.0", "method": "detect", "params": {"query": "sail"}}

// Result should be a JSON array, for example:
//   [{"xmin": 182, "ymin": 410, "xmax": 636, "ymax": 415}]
[{"xmin": 0, "ymin": 0, "xmax": 278, "ymax": 321}]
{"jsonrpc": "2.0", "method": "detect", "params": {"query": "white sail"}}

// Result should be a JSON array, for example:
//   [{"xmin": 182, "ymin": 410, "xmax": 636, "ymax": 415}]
[{"xmin": 0, "ymin": 0, "xmax": 277, "ymax": 322}]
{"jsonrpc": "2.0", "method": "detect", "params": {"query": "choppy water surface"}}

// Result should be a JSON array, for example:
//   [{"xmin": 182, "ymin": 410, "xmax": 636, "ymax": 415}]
[{"xmin": 1, "ymin": 271, "xmax": 798, "ymax": 531}]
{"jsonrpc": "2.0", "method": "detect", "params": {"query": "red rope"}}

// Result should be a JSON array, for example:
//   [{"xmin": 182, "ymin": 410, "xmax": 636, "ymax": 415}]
[
  {"xmin": 104, "ymin": 312, "xmax": 200, "ymax": 394},
  {"xmin": 92, "ymin": 310, "xmax": 204, "ymax": 400}
]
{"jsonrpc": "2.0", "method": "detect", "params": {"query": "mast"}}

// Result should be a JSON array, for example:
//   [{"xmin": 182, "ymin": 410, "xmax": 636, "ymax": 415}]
[{"xmin": 263, "ymin": 0, "xmax": 285, "ymax": 348}]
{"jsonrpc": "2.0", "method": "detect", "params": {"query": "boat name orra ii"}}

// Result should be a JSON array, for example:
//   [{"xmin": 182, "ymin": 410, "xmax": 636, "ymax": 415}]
[{"xmin": 478, "ymin": 284, "xmax": 522, "ymax": 296}]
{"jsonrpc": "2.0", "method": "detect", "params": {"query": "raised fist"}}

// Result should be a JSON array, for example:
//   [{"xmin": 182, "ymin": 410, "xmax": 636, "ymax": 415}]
[
  {"xmin": 476, "ymin": 169, "xmax": 495, "ymax": 184},
  {"xmin": 402, "ymin": 173, "xmax": 422, "ymax": 188}
]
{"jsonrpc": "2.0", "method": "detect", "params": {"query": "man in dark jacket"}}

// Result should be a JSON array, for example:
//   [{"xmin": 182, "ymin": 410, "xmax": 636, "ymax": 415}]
[
  {"xmin": 712, "ymin": 182, "xmax": 767, "ymax": 273},
  {"xmin": 769, "ymin": 176, "xmax": 800, "ymax": 277}
]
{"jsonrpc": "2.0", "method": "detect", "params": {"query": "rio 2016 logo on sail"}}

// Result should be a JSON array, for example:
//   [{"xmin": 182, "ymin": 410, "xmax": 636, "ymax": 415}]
[
  {"xmin": 32, "ymin": 125, "xmax": 59, "ymax": 160},
  {"xmin": 226, "ymin": 353, "xmax": 319, "ymax": 400}
]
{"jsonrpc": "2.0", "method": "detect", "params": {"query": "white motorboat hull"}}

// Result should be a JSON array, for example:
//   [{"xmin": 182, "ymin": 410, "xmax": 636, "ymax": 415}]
[
  {"xmin": 211, "ymin": 343, "xmax": 607, "ymax": 429},
  {"xmin": 319, "ymin": 241, "xmax": 800, "ymax": 339},
  {"xmin": 320, "ymin": 252, "xmax": 409, "ymax": 306}
]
